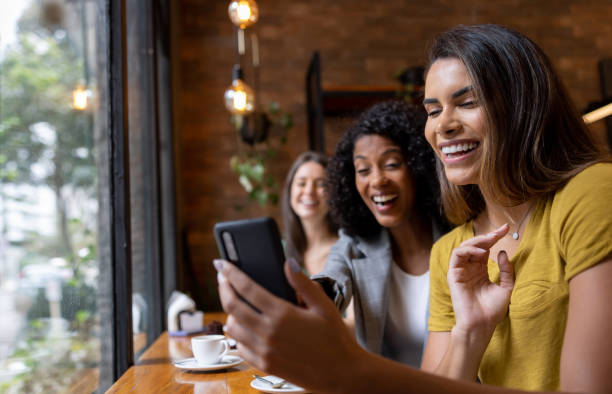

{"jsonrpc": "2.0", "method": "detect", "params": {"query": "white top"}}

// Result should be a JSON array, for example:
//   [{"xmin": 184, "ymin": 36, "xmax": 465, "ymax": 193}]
[{"xmin": 382, "ymin": 262, "xmax": 430, "ymax": 366}]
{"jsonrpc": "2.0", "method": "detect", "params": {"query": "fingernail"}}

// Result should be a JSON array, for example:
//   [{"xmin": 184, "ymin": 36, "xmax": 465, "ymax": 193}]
[
  {"xmin": 217, "ymin": 272, "xmax": 226, "ymax": 284},
  {"xmin": 489, "ymin": 224, "xmax": 508, "ymax": 235},
  {"xmin": 288, "ymin": 257, "xmax": 301, "ymax": 273},
  {"xmin": 213, "ymin": 259, "xmax": 224, "ymax": 272}
]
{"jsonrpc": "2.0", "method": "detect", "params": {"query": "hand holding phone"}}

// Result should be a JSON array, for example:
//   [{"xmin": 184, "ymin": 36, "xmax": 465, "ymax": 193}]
[{"xmin": 213, "ymin": 217, "xmax": 297, "ymax": 305}]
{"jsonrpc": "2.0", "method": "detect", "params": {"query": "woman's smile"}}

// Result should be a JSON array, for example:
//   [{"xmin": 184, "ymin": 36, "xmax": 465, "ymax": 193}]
[
  {"xmin": 290, "ymin": 161, "xmax": 329, "ymax": 221},
  {"xmin": 371, "ymin": 193, "xmax": 399, "ymax": 212},
  {"xmin": 353, "ymin": 135, "xmax": 415, "ymax": 228},
  {"xmin": 424, "ymin": 58, "xmax": 487, "ymax": 186},
  {"xmin": 438, "ymin": 139, "xmax": 480, "ymax": 165}
]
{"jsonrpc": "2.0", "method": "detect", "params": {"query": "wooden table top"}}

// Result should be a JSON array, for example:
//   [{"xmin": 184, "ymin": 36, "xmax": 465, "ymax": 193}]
[{"xmin": 107, "ymin": 312, "xmax": 274, "ymax": 393}]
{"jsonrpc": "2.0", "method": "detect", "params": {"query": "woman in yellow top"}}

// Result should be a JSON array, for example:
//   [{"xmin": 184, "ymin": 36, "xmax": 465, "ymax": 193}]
[{"xmin": 214, "ymin": 24, "xmax": 612, "ymax": 393}]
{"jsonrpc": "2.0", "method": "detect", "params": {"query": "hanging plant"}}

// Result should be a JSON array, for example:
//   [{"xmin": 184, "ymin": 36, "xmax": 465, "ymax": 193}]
[{"xmin": 230, "ymin": 101, "xmax": 293, "ymax": 206}]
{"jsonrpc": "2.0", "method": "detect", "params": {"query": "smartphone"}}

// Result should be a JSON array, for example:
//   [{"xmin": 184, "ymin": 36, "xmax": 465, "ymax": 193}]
[{"xmin": 213, "ymin": 217, "xmax": 297, "ymax": 305}]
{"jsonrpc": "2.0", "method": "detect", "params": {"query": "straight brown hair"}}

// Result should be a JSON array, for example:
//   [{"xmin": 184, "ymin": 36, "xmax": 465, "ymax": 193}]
[
  {"xmin": 282, "ymin": 151, "xmax": 338, "ymax": 267},
  {"xmin": 426, "ymin": 24, "xmax": 608, "ymax": 225}
]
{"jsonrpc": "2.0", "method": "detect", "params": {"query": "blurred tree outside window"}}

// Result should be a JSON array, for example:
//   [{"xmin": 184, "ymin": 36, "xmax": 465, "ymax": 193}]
[{"xmin": 0, "ymin": 0, "xmax": 106, "ymax": 392}]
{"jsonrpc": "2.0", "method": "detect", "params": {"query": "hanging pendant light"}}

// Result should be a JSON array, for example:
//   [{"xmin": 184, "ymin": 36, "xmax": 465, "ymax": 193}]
[
  {"xmin": 224, "ymin": 65, "xmax": 255, "ymax": 115},
  {"xmin": 73, "ymin": 85, "xmax": 91, "ymax": 110},
  {"xmin": 228, "ymin": 0, "xmax": 259, "ymax": 29}
]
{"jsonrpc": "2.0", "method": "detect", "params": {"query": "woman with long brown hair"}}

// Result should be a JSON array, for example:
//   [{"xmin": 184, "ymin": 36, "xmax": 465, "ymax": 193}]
[
  {"xmin": 420, "ymin": 24, "xmax": 610, "ymax": 390},
  {"xmin": 215, "ymin": 24, "xmax": 612, "ymax": 393},
  {"xmin": 281, "ymin": 151, "xmax": 338, "ymax": 276}
]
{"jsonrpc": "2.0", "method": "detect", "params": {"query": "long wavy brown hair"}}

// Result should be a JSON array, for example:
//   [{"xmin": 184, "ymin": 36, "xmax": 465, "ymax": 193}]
[
  {"xmin": 426, "ymin": 24, "xmax": 608, "ymax": 225},
  {"xmin": 282, "ymin": 151, "xmax": 338, "ymax": 267}
]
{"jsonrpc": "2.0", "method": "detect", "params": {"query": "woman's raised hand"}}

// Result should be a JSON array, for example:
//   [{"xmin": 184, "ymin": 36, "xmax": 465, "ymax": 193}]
[
  {"xmin": 447, "ymin": 224, "xmax": 515, "ymax": 337},
  {"xmin": 214, "ymin": 258, "xmax": 366, "ymax": 393}
]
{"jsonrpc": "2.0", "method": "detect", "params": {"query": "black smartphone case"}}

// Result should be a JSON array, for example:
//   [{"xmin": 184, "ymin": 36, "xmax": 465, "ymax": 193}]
[{"xmin": 213, "ymin": 217, "xmax": 297, "ymax": 305}]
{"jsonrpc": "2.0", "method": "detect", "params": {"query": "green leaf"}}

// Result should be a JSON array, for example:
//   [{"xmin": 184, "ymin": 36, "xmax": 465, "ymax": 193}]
[
  {"xmin": 268, "ymin": 101, "xmax": 280, "ymax": 114},
  {"xmin": 238, "ymin": 174, "xmax": 253, "ymax": 193},
  {"xmin": 253, "ymin": 189, "xmax": 268, "ymax": 205},
  {"xmin": 280, "ymin": 113, "xmax": 293, "ymax": 129},
  {"xmin": 251, "ymin": 162, "xmax": 264, "ymax": 182},
  {"xmin": 67, "ymin": 278, "xmax": 79, "ymax": 287},
  {"xmin": 75, "ymin": 310, "xmax": 91, "ymax": 324},
  {"xmin": 230, "ymin": 155, "xmax": 240, "ymax": 172},
  {"xmin": 237, "ymin": 162, "xmax": 250, "ymax": 175},
  {"xmin": 268, "ymin": 193, "xmax": 279, "ymax": 205},
  {"xmin": 31, "ymin": 319, "xmax": 43, "ymax": 329}
]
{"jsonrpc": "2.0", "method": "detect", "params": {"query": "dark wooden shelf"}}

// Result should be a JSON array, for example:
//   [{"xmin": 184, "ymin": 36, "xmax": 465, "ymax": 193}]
[
  {"xmin": 321, "ymin": 85, "xmax": 399, "ymax": 116},
  {"xmin": 306, "ymin": 51, "xmax": 423, "ymax": 152}
]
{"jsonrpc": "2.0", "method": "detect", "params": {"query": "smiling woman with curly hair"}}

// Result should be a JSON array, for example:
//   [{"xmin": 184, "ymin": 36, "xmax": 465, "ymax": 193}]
[
  {"xmin": 309, "ymin": 100, "xmax": 449, "ymax": 366},
  {"xmin": 326, "ymin": 100, "xmax": 445, "ymax": 238}
]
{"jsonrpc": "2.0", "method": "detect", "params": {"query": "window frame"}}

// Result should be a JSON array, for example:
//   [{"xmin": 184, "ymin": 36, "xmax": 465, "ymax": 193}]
[
  {"xmin": 108, "ymin": 0, "xmax": 134, "ymax": 381},
  {"xmin": 105, "ymin": 0, "xmax": 178, "ymax": 387}
]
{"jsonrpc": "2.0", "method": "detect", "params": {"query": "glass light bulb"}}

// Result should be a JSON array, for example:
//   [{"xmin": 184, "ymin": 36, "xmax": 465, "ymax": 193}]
[
  {"xmin": 228, "ymin": 0, "xmax": 259, "ymax": 29},
  {"xmin": 224, "ymin": 79, "xmax": 255, "ymax": 114},
  {"xmin": 73, "ymin": 86, "xmax": 90, "ymax": 110}
]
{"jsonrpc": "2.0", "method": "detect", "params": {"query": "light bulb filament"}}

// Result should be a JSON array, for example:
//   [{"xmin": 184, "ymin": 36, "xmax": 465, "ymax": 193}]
[
  {"xmin": 224, "ymin": 77, "xmax": 254, "ymax": 115},
  {"xmin": 233, "ymin": 90, "xmax": 247, "ymax": 111},
  {"xmin": 237, "ymin": 2, "xmax": 251, "ymax": 21},
  {"xmin": 73, "ymin": 87, "xmax": 89, "ymax": 110}
]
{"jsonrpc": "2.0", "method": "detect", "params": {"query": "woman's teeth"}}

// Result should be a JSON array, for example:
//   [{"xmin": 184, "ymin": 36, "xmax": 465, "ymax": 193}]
[
  {"xmin": 442, "ymin": 142, "xmax": 478, "ymax": 155},
  {"xmin": 372, "ymin": 194, "xmax": 397, "ymax": 205}
]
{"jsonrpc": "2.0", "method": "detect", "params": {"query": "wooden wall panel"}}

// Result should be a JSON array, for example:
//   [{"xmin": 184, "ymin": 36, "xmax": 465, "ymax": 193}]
[{"xmin": 173, "ymin": 0, "xmax": 612, "ymax": 310}]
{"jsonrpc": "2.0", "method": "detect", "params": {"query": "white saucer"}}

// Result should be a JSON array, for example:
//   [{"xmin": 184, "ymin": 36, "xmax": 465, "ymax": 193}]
[
  {"xmin": 173, "ymin": 355, "xmax": 243, "ymax": 371},
  {"xmin": 250, "ymin": 375, "xmax": 308, "ymax": 393}
]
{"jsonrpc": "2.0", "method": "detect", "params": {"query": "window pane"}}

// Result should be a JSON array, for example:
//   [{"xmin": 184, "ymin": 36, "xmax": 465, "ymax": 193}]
[{"xmin": 0, "ymin": 0, "xmax": 108, "ymax": 392}]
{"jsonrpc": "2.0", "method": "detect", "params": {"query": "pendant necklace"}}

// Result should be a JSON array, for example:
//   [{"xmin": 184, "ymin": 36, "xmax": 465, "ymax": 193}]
[
  {"xmin": 486, "ymin": 203, "xmax": 534, "ymax": 241},
  {"xmin": 509, "ymin": 203, "xmax": 534, "ymax": 240}
]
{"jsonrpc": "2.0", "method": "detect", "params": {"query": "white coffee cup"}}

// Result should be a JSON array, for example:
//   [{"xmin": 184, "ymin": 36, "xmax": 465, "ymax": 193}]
[{"xmin": 191, "ymin": 335, "xmax": 230, "ymax": 365}]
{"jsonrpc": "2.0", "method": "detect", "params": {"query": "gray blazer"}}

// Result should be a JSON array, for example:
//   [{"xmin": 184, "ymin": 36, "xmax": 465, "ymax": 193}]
[{"xmin": 312, "ymin": 225, "xmax": 442, "ymax": 359}]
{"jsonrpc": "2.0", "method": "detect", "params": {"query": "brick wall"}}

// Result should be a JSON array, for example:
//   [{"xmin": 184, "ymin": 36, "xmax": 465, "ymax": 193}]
[{"xmin": 173, "ymin": 0, "xmax": 612, "ymax": 310}]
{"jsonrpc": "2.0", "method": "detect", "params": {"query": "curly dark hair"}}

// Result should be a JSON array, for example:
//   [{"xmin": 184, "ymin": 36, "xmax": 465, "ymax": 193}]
[{"xmin": 327, "ymin": 100, "xmax": 445, "ymax": 238}]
